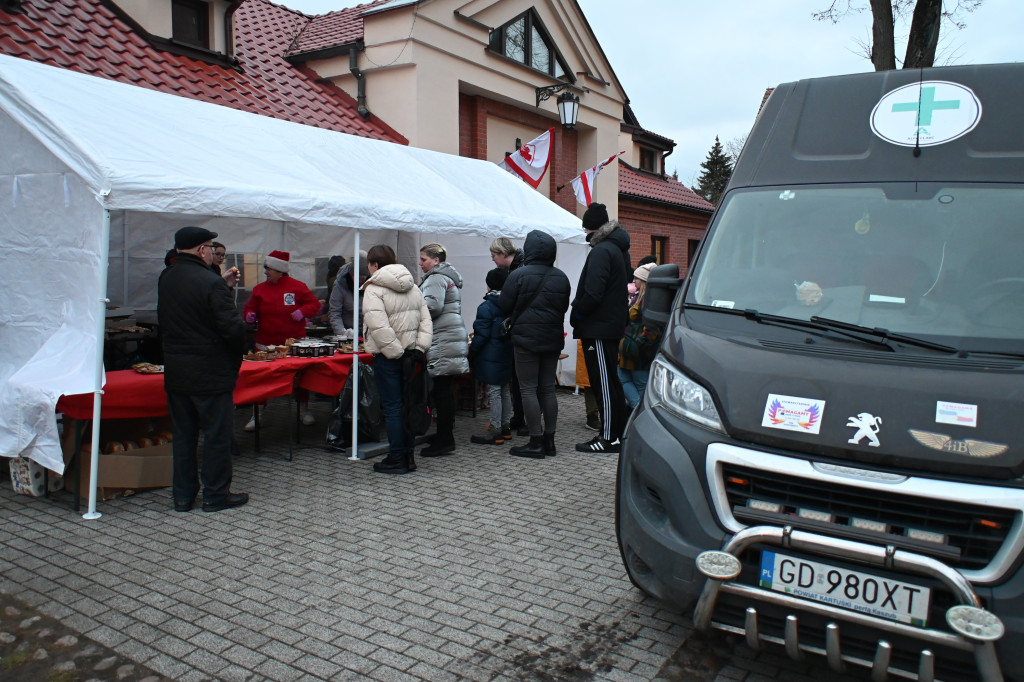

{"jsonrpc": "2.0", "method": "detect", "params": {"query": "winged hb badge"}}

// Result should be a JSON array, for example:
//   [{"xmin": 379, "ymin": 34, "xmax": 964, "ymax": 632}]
[{"xmin": 908, "ymin": 429, "xmax": 1008, "ymax": 458}]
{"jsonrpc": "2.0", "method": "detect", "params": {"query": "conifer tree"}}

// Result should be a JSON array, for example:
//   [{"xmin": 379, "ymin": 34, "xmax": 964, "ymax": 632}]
[{"xmin": 695, "ymin": 136, "xmax": 733, "ymax": 206}]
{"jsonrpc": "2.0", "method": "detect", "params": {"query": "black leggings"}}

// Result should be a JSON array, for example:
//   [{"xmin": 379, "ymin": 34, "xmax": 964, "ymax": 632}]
[
  {"xmin": 513, "ymin": 347, "xmax": 560, "ymax": 437},
  {"xmin": 431, "ymin": 374, "xmax": 456, "ymax": 442}
]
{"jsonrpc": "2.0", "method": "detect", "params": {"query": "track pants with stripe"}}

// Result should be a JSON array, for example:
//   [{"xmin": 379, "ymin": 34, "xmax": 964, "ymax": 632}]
[{"xmin": 580, "ymin": 337, "xmax": 627, "ymax": 442}]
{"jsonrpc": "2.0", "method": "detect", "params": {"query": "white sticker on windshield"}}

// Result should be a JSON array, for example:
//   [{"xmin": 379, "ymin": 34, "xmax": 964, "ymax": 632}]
[
  {"xmin": 711, "ymin": 300, "xmax": 735, "ymax": 309},
  {"xmin": 936, "ymin": 401, "xmax": 977, "ymax": 428},
  {"xmin": 871, "ymin": 81, "xmax": 981, "ymax": 147},
  {"xmin": 762, "ymin": 394, "xmax": 825, "ymax": 434}
]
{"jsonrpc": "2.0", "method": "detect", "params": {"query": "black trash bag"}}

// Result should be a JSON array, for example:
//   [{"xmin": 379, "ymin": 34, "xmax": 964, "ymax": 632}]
[
  {"xmin": 326, "ymin": 362, "xmax": 385, "ymax": 450},
  {"xmin": 402, "ymin": 349, "xmax": 432, "ymax": 437}
]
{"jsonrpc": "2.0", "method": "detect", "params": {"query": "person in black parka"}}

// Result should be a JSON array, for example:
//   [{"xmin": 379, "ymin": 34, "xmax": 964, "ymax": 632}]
[
  {"xmin": 570, "ymin": 202, "xmax": 632, "ymax": 454},
  {"xmin": 499, "ymin": 230, "xmax": 571, "ymax": 458},
  {"xmin": 158, "ymin": 226, "xmax": 249, "ymax": 513}
]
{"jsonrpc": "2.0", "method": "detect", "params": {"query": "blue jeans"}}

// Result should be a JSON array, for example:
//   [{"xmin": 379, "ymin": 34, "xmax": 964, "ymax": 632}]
[
  {"xmin": 487, "ymin": 383, "xmax": 512, "ymax": 430},
  {"xmin": 373, "ymin": 354, "xmax": 410, "ymax": 457},
  {"xmin": 618, "ymin": 366, "xmax": 650, "ymax": 410}
]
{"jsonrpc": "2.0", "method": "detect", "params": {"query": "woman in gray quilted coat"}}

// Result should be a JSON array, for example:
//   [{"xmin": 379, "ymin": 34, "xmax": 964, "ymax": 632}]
[{"xmin": 418, "ymin": 243, "xmax": 470, "ymax": 456}]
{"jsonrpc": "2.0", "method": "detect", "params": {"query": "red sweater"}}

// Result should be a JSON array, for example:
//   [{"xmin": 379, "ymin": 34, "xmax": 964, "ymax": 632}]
[{"xmin": 243, "ymin": 275, "xmax": 321, "ymax": 346}]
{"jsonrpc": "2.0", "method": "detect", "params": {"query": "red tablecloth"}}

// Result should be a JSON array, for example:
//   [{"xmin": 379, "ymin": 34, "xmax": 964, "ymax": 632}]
[{"xmin": 56, "ymin": 353, "xmax": 372, "ymax": 420}]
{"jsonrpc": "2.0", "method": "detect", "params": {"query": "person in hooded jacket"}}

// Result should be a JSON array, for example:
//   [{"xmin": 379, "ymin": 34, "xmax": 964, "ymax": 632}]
[
  {"xmin": 328, "ymin": 251, "xmax": 369, "ymax": 335},
  {"xmin": 469, "ymin": 267, "xmax": 514, "ymax": 445},
  {"xmin": 499, "ymin": 230, "xmax": 571, "ymax": 458},
  {"xmin": 570, "ymin": 202, "xmax": 632, "ymax": 454},
  {"xmin": 418, "ymin": 243, "xmax": 470, "ymax": 457},
  {"xmin": 362, "ymin": 244, "xmax": 432, "ymax": 474}
]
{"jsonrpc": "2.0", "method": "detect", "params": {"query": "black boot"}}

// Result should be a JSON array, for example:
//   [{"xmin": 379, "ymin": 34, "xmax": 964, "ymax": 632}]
[
  {"xmin": 543, "ymin": 433, "xmax": 556, "ymax": 457},
  {"xmin": 510, "ymin": 436, "xmax": 545, "ymax": 459},
  {"xmin": 421, "ymin": 436, "xmax": 455, "ymax": 457},
  {"xmin": 373, "ymin": 453, "xmax": 410, "ymax": 474},
  {"xmin": 406, "ymin": 449, "xmax": 417, "ymax": 472}
]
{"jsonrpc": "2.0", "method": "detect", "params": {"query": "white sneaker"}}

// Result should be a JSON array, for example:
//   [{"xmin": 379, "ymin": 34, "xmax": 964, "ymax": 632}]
[
  {"xmin": 301, "ymin": 410, "xmax": 315, "ymax": 426},
  {"xmin": 244, "ymin": 416, "xmax": 257, "ymax": 432}
]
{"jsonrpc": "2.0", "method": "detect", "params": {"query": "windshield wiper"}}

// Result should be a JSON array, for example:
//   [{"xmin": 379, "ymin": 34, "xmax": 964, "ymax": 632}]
[
  {"xmin": 684, "ymin": 303, "xmax": 897, "ymax": 350},
  {"xmin": 810, "ymin": 315, "xmax": 957, "ymax": 353}
]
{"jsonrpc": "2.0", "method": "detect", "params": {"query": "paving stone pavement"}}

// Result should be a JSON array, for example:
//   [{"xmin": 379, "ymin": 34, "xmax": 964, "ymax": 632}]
[{"xmin": 2, "ymin": 389, "xmax": 870, "ymax": 681}]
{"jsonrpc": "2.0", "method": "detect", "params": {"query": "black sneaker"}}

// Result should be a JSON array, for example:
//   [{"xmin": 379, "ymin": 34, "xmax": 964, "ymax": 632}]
[
  {"xmin": 574, "ymin": 436, "xmax": 620, "ymax": 454},
  {"xmin": 585, "ymin": 414, "xmax": 601, "ymax": 431},
  {"xmin": 501, "ymin": 425, "xmax": 512, "ymax": 440}
]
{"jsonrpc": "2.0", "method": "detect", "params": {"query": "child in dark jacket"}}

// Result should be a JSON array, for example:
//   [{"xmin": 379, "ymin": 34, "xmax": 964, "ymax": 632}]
[{"xmin": 469, "ymin": 268, "xmax": 514, "ymax": 444}]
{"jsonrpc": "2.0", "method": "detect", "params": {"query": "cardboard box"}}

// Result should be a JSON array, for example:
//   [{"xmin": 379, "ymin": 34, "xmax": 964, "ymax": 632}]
[
  {"xmin": 9, "ymin": 457, "xmax": 63, "ymax": 496},
  {"xmin": 64, "ymin": 417, "xmax": 173, "ymax": 498}
]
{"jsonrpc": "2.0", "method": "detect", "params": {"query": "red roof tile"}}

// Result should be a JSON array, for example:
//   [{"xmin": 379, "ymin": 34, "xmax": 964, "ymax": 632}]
[
  {"xmin": 288, "ymin": 0, "xmax": 397, "ymax": 56},
  {"xmin": 618, "ymin": 161, "xmax": 714, "ymax": 213},
  {"xmin": 0, "ymin": 0, "xmax": 405, "ymax": 143}
]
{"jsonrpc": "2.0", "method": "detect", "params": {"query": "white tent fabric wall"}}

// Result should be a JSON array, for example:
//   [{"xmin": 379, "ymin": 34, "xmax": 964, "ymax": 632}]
[
  {"xmin": 0, "ymin": 53, "xmax": 586, "ymax": 478},
  {"xmin": 406, "ymin": 232, "xmax": 589, "ymax": 388}
]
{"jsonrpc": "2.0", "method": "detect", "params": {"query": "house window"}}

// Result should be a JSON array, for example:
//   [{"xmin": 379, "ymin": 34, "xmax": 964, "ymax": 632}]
[
  {"xmin": 688, "ymin": 239, "xmax": 701, "ymax": 268},
  {"xmin": 172, "ymin": 0, "xmax": 209, "ymax": 49},
  {"xmin": 652, "ymin": 236, "xmax": 668, "ymax": 264},
  {"xmin": 489, "ymin": 10, "xmax": 568, "ymax": 79},
  {"xmin": 639, "ymin": 148, "xmax": 658, "ymax": 173}
]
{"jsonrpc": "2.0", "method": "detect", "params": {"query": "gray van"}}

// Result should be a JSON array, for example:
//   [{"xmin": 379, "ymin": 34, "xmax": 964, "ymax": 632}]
[{"xmin": 617, "ymin": 63, "xmax": 1024, "ymax": 682}]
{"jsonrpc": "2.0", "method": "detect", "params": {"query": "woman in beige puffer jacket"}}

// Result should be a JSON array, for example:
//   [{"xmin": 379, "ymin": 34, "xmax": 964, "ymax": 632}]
[{"xmin": 361, "ymin": 245, "xmax": 432, "ymax": 474}]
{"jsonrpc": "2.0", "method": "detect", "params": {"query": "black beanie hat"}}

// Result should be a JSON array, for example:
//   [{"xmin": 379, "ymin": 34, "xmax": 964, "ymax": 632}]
[
  {"xmin": 582, "ymin": 202, "xmax": 609, "ymax": 230},
  {"xmin": 486, "ymin": 267, "xmax": 509, "ymax": 291}
]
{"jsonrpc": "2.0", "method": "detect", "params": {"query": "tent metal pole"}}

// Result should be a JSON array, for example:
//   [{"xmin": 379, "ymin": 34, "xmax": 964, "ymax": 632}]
[
  {"xmin": 84, "ymin": 208, "xmax": 112, "ymax": 520},
  {"xmin": 349, "ymin": 231, "xmax": 360, "ymax": 461}
]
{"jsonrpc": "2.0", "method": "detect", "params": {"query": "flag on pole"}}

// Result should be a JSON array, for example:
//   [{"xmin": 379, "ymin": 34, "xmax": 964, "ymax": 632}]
[
  {"xmin": 498, "ymin": 128, "xmax": 554, "ymax": 189},
  {"xmin": 570, "ymin": 151, "xmax": 624, "ymax": 207}
]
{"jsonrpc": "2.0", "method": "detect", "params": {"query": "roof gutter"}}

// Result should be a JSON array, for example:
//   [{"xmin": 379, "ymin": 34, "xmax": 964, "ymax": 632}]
[{"xmin": 350, "ymin": 47, "xmax": 369, "ymax": 119}]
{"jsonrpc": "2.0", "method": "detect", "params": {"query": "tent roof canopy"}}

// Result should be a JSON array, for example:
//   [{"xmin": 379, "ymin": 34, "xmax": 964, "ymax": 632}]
[{"xmin": 0, "ymin": 54, "xmax": 584, "ymax": 242}]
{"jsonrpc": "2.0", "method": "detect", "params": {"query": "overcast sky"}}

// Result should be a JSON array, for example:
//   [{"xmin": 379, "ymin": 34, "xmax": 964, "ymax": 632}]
[{"xmin": 276, "ymin": 0, "xmax": 1021, "ymax": 186}]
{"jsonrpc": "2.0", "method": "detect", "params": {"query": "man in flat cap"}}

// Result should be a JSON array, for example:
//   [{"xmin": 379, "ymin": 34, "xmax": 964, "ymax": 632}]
[{"xmin": 158, "ymin": 226, "xmax": 249, "ymax": 512}]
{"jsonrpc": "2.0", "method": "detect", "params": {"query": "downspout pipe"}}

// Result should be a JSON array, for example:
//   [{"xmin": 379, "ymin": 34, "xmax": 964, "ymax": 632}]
[
  {"xmin": 350, "ymin": 47, "xmax": 369, "ymax": 119},
  {"xmin": 225, "ymin": 1, "xmax": 243, "ymax": 64}
]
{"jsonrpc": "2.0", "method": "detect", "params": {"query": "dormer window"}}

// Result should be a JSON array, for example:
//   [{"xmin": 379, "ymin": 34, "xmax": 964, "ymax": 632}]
[
  {"xmin": 172, "ymin": 0, "xmax": 210, "ymax": 49},
  {"xmin": 489, "ymin": 10, "xmax": 569, "ymax": 79},
  {"xmin": 640, "ymin": 148, "xmax": 659, "ymax": 173}
]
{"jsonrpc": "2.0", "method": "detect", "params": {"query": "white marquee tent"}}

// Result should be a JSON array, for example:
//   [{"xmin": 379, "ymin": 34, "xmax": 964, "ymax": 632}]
[{"xmin": 0, "ymin": 54, "xmax": 588, "ymax": 512}]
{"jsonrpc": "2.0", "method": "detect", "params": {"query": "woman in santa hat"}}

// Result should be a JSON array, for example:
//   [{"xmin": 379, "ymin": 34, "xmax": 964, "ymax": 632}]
[{"xmin": 242, "ymin": 250, "xmax": 322, "ymax": 430}]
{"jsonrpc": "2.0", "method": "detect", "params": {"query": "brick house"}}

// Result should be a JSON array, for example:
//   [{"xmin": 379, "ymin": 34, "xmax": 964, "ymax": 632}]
[{"xmin": 0, "ymin": 0, "xmax": 712, "ymax": 271}]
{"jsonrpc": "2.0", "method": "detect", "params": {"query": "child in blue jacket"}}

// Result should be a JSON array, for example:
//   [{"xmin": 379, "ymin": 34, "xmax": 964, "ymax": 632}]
[{"xmin": 469, "ymin": 268, "xmax": 514, "ymax": 444}]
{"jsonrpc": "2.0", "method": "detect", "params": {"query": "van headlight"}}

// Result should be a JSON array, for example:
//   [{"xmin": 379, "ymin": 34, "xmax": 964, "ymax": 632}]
[{"xmin": 647, "ymin": 356, "xmax": 724, "ymax": 432}]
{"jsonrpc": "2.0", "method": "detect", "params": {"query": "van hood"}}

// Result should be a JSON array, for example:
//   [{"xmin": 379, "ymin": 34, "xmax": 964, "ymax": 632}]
[{"xmin": 673, "ymin": 321, "xmax": 1024, "ymax": 480}]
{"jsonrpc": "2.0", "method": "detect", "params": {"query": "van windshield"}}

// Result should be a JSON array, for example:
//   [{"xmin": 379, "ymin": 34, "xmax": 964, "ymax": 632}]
[{"xmin": 687, "ymin": 184, "xmax": 1024, "ymax": 351}]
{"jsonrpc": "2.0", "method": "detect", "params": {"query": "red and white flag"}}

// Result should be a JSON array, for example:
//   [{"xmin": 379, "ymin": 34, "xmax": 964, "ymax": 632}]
[
  {"xmin": 570, "ymin": 151, "xmax": 624, "ymax": 206},
  {"xmin": 498, "ymin": 128, "xmax": 554, "ymax": 189}
]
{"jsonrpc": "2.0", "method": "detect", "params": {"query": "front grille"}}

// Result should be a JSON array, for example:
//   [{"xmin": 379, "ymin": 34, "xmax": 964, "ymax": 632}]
[{"xmin": 722, "ymin": 464, "xmax": 1016, "ymax": 572}]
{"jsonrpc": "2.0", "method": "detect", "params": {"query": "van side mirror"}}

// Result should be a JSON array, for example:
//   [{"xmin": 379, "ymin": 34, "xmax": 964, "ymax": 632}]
[{"xmin": 643, "ymin": 264, "xmax": 680, "ymax": 330}]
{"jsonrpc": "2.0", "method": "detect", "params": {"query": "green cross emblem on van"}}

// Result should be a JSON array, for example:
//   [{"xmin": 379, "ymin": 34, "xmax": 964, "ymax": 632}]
[{"xmin": 870, "ymin": 80, "xmax": 981, "ymax": 147}]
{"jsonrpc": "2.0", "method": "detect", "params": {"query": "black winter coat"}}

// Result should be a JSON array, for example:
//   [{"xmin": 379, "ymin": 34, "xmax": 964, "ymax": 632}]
[
  {"xmin": 570, "ymin": 219, "xmax": 631, "ymax": 339},
  {"xmin": 158, "ymin": 252, "xmax": 247, "ymax": 395},
  {"xmin": 499, "ymin": 230, "xmax": 571, "ymax": 353}
]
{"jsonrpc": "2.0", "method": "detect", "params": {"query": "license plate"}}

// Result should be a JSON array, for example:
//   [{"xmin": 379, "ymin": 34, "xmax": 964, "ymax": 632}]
[{"xmin": 759, "ymin": 551, "xmax": 931, "ymax": 627}]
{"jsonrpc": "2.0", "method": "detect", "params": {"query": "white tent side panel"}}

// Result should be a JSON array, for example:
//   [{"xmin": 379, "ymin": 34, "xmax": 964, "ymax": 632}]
[{"xmin": 0, "ymin": 107, "xmax": 104, "ymax": 471}]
